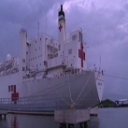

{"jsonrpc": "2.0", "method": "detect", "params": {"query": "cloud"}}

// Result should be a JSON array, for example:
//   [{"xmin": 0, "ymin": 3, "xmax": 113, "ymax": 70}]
[
  {"xmin": 0, "ymin": 0, "xmax": 65, "ymax": 58},
  {"xmin": 61, "ymin": 0, "xmax": 128, "ymax": 100}
]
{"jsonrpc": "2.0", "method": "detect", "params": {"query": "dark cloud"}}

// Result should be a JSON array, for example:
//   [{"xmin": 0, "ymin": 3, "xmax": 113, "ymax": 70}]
[
  {"xmin": 63, "ymin": 1, "xmax": 128, "ymax": 100},
  {"xmin": 0, "ymin": 0, "xmax": 65, "ymax": 58},
  {"xmin": 124, "ymin": 3, "xmax": 128, "ymax": 11}
]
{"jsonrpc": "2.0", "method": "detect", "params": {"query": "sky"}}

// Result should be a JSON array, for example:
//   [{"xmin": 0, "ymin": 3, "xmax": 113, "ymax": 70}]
[{"xmin": 0, "ymin": 0, "xmax": 128, "ymax": 101}]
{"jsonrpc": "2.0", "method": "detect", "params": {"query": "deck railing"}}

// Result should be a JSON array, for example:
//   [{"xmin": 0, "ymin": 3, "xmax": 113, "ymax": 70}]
[{"xmin": 0, "ymin": 95, "xmax": 85, "ymax": 112}]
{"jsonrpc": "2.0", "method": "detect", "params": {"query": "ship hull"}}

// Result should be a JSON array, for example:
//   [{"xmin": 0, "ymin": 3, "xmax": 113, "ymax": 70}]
[{"xmin": 0, "ymin": 71, "xmax": 104, "ymax": 112}]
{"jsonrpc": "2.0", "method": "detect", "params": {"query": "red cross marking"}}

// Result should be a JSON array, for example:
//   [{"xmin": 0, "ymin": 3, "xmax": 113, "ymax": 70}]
[
  {"xmin": 12, "ymin": 116, "xmax": 17, "ymax": 128},
  {"xmin": 11, "ymin": 85, "xmax": 19, "ymax": 104},
  {"xmin": 78, "ymin": 43, "xmax": 85, "ymax": 67},
  {"xmin": 59, "ymin": 24, "xmax": 62, "ymax": 32}
]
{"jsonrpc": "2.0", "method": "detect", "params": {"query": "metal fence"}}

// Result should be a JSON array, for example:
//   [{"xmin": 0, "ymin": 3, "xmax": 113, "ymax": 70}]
[{"xmin": 0, "ymin": 95, "xmax": 85, "ymax": 112}]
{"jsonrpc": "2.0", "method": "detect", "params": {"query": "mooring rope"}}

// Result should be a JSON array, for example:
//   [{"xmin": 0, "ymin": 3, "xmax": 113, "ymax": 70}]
[
  {"xmin": 67, "ymin": 74, "xmax": 73, "ymax": 102},
  {"xmin": 74, "ymin": 72, "xmax": 92, "ymax": 106}
]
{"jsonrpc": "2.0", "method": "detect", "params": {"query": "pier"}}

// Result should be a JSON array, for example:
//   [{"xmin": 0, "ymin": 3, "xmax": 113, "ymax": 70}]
[
  {"xmin": 90, "ymin": 106, "xmax": 98, "ymax": 116},
  {"xmin": 0, "ymin": 110, "xmax": 7, "ymax": 119},
  {"xmin": 54, "ymin": 109, "xmax": 90, "ymax": 128}
]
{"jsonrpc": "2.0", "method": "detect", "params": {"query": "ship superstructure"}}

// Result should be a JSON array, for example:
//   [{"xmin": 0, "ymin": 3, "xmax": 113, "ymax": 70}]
[{"xmin": 0, "ymin": 5, "xmax": 104, "ymax": 112}]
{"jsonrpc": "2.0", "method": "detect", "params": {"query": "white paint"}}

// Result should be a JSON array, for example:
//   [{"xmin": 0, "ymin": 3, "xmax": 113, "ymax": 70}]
[
  {"xmin": 6, "ymin": 54, "xmax": 12, "ymax": 61},
  {"xmin": 54, "ymin": 109, "xmax": 90, "ymax": 123},
  {"xmin": 95, "ymin": 71, "xmax": 104, "ymax": 101}
]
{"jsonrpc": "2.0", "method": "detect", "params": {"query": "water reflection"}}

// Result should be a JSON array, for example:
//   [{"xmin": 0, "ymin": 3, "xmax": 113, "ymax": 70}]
[
  {"xmin": 0, "ymin": 108, "xmax": 128, "ymax": 128},
  {"xmin": 0, "ymin": 117, "xmax": 7, "ymax": 128},
  {"xmin": 6, "ymin": 114, "xmax": 99, "ymax": 128},
  {"xmin": 7, "ymin": 114, "xmax": 59, "ymax": 128},
  {"xmin": 11, "ymin": 115, "xmax": 18, "ymax": 128}
]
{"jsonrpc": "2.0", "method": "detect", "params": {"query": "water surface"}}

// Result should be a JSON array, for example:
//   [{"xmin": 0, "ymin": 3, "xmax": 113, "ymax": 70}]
[{"xmin": 0, "ymin": 108, "xmax": 128, "ymax": 128}]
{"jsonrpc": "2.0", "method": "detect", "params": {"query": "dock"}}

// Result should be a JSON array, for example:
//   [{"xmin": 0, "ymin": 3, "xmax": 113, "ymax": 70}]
[
  {"xmin": 0, "ymin": 110, "xmax": 8, "ymax": 119},
  {"xmin": 90, "ymin": 106, "xmax": 98, "ymax": 116},
  {"xmin": 8, "ymin": 111, "xmax": 54, "ymax": 116},
  {"xmin": 54, "ymin": 109, "xmax": 90, "ymax": 128}
]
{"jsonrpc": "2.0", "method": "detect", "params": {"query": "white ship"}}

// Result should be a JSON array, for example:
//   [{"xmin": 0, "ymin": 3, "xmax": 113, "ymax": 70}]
[{"xmin": 0, "ymin": 5, "xmax": 104, "ymax": 112}]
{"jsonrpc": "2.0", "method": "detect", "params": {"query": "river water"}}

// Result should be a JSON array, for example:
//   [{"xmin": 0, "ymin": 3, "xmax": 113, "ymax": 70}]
[{"xmin": 0, "ymin": 108, "xmax": 128, "ymax": 128}]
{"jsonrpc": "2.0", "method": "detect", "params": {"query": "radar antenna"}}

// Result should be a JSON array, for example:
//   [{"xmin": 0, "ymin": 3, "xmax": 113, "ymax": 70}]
[
  {"xmin": 99, "ymin": 55, "xmax": 101, "ymax": 71},
  {"xmin": 38, "ymin": 22, "xmax": 40, "ymax": 36}
]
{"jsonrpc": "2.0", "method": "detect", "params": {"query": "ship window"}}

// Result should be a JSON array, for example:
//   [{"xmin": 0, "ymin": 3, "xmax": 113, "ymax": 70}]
[
  {"xmin": 68, "ymin": 49, "xmax": 72, "ymax": 55},
  {"xmin": 40, "ymin": 38, "xmax": 41, "ymax": 41},
  {"xmin": 44, "ymin": 61, "xmax": 47, "ymax": 66},
  {"xmin": 79, "ymin": 32, "xmax": 82, "ymax": 41},
  {"xmin": 35, "ymin": 48, "xmax": 37, "ymax": 51},
  {"xmin": 22, "ymin": 67, "xmax": 25, "ymax": 71},
  {"xmin": 59, "ymin": 45, "xmax": 60, "ymax": 51},
  {"xmin": 8, "ymin": 86, "xmax": 10, "ymax": 92},
  {"xmin": 39, "ymin": 47, "xmax": 40, "ymax": 49},
  {"xmin": 11, "ymin": 85, "xmax": 13, "ymax": 92},
  {"xmin": 22, "ymin": 59, "xmax": 25, "ymax": 63},
  {"xmin": 35, "ymin": 41, "xmax": 37, "ymax": 43},
  {"xmin": 72, "ymin": 34, "xmax": 77, "ymax": 40}
]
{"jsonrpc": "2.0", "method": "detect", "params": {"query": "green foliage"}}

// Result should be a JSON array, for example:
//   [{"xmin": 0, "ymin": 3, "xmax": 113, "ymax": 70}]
[{"xmin": 98, "ymin": 99, "xmax": 115, "ymax": 108}]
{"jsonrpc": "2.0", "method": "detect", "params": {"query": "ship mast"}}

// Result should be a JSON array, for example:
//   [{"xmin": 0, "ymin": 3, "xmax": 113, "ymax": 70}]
[{"xmin": 58, "ymin": 5, "xmax": 66, "ymax": 54}]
